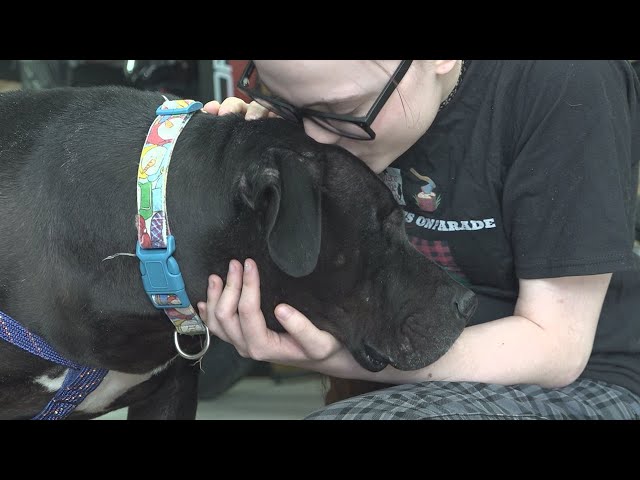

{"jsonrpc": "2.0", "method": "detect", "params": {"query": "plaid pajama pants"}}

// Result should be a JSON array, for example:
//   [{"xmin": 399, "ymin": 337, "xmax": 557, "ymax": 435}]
[{"xmin": 304, "ymin": 378, "xmax": 640, "ymax": 420}]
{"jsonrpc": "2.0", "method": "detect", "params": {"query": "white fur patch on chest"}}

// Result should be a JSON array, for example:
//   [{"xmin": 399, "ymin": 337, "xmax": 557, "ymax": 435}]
[
  {"xmin": 33, "ymin": 358, "xmax": 175, "ymax": 414},
  {"xmin": 77, "ymin": 359, "xmax": 175, "ymax": 414},
  {"xmin": 34, "ymin": 369, "xmax": 68, "ymax": 392}
]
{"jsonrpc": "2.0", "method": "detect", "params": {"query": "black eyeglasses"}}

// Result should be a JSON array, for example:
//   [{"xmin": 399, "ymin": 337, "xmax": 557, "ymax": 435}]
[{"xmin": 236, "ymin": 60, "xmax": 413, "ymax": 141}]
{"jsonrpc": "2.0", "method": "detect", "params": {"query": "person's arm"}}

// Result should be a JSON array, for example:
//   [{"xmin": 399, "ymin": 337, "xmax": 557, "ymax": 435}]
[
  {"xmin": 199, "ymin": 258, "xmax": 611, "ymax": 388},
  {"xmin": 373, "ymin": 274, "xmax": 611, "ymax": 388}
]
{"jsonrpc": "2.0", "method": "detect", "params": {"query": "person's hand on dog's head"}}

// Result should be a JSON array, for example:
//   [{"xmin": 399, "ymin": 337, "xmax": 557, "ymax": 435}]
[
  {"xmin": 197, "ymin": 258, "xmax": 375, "ymax": 382},
  {"xmin": 203, "ymin": 98, "xmax": 276, "ymax": 120}
]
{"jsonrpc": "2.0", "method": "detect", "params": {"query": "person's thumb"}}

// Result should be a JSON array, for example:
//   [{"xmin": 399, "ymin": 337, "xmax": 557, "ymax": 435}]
[{"xmin": 274, "ymin": 304, "xmax": 338, "ymax": 359}]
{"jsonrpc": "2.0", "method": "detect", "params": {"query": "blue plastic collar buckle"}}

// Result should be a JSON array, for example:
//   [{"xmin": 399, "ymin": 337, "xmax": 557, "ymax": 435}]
[
  {"xmin": 136, "ymin": 236, "xmax": 190, "ymax": 309},
  {"xmin": 155, "ymin": 101, "xmax": 203, "ymax": 116}
]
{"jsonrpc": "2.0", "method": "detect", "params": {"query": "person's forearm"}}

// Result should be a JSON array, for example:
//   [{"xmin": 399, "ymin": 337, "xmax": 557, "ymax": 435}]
[{"xmin": 368, "ymin": 315, "xmax": 587, "ymax": 388}]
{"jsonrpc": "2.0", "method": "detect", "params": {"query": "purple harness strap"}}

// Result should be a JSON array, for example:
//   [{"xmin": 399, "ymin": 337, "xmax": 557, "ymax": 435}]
[{"xmin": 0, "ymin": 310, "xmax": 108, "ymax": 420}]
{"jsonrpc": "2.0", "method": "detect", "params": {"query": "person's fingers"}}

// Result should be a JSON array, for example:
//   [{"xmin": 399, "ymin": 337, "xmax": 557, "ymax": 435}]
[
  {"xmin": 245, "ymin": 101, "xmax": 272, "ymax": 120},
  {"xmin": 202, "ymin": 100, "xmax": 220, "ymax": 115},
  {"xmin": 235, "ymin": 259, "xmax": 331, "ymax": 364},
  {"xmin": 218, "ymin": 97, "xmax": 250, "ymax": 116},
  {"xmin": 198, "ymin": 261, "xmax": 342, "ymax": 366},
  {"xmin": 212, "ymin": 259, "xmax": 247, "ymax": 350},
  {"xmin": 202, "ymin": 98, "xmax": 273, "ymax": 120},
  {"xmin": 197, "ymin": 274, "xmax": 229, "ymax": 341},
  {"xmin": 274, "ymin": 304, "xmax": 342, "ymax": 361},
  {"xmin": 237, "ymin": 259, "xmax": 279, "ymax": 359}
]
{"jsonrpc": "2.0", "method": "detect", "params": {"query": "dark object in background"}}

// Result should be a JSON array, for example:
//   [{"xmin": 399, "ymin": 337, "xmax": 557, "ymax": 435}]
[
  {"xmin": 17, "ymin": 60, "xmax": 200, "ymax": 98},
  {"xmin": 15, "ymin": 60, "xmax": 250, "ymax": 104},
  {"xmin": 0, "ymin": 60, "xmax": 19, "ymax": 81}
]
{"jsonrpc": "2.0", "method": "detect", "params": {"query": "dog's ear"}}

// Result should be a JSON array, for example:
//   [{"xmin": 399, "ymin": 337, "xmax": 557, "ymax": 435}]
[{"xmin": 239, "ymin": 147, "xmax": 322, "ymax": 278}]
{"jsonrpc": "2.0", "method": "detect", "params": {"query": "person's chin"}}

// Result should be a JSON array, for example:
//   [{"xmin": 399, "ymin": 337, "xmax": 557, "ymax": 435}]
[
  {"xmin": 346, "ymin": 147, "xmax": 393, "ymax": 173},
  {"xmin": 370, "ymin": 157, "xmax": 395, "ymax": 174},
  {"xmin": 349, "ymin": 151, "xmax": 379, "ymax": 173}
]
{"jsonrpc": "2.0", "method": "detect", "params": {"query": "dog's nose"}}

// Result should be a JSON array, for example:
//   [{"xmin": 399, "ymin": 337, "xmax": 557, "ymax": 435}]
[{"xmin": 455, "ymin": 290, "xmax": 477, "ymax": 320}]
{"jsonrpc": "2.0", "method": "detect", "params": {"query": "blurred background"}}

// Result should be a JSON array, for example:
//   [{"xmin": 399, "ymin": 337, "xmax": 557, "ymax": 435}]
[{"xmin": 0, "ymin": 60, "xmax": 250, "ymax": 101}]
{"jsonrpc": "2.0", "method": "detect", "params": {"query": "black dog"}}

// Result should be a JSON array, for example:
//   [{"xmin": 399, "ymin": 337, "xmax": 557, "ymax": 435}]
[{"xmin": 0, "ymin": 86, "xmax": 476, "ymax": 420}]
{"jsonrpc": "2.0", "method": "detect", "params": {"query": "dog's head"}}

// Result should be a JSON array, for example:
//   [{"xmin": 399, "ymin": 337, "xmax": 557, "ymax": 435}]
[{"xmin": 223, "ymin": 118, "xmax": 477, "ymax": 372}]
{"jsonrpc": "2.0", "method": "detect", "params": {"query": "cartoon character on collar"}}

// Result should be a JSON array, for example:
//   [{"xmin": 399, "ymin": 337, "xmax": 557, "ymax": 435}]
[
  {"xmin": 167, "ymin": 309, "xmax": 205, "ymax": 333},
  {"xmin": 146, "ymin": 112, "xmax": 187, "ymax": 146},
  {"xmin": 136, "ymin": 109, "xmax": 191, "ymax": 247},
  {"xmin": 137, "ymin": 144, "xmax": 169, "ymax": 248}
]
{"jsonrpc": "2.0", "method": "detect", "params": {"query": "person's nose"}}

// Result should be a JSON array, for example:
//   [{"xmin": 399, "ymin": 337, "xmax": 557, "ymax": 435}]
[{"xmin": 302, "ymin": 118, "xmax": 342, "ymax": 145}]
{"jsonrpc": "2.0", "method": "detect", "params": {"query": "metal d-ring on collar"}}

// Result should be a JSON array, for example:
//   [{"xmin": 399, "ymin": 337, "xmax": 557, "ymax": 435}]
[
  {"xmin": 174, "ymin": 329, "xmax": 210, "ymax": 361},
  {"xmin": 135, "ymin": 98, "xmax": 210, "ymax": 361}
]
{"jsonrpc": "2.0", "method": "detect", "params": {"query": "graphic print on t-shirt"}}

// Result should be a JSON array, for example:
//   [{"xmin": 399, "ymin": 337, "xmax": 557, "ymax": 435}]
[
  {"xmin": 381, "ymin": 167, "xmax": 469, "ymax": 285},
  {"xmin": 408, "ymin": 236, "xmax": 469, "ymax": 285},
  {"xmin": 409, "ymin": 167, "xmax": 441, "ymax": 212}
]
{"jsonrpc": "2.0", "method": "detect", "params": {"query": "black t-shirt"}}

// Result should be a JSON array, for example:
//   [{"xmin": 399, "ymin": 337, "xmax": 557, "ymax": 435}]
[{"xmin": 384, "ymin": 60, "xmax": 640, "ymax": 396}]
